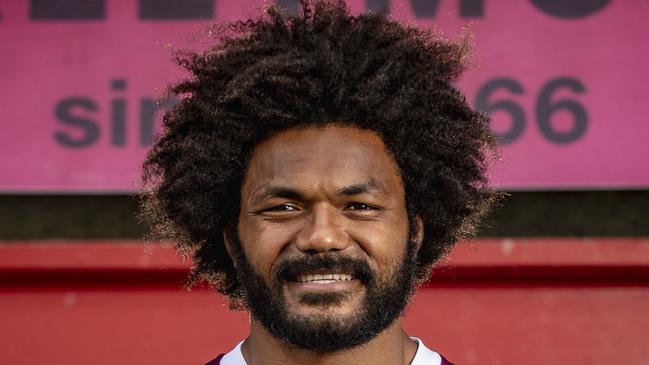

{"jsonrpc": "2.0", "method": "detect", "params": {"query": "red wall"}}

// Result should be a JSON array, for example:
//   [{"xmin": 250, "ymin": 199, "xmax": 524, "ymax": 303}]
[{"xmin": 2, "ymin": 239, "xmax": 648, "ymax": 364}]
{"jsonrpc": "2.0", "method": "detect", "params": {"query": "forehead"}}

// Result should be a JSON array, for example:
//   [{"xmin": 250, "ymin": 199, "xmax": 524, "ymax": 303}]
[{"xmin": 242, "ymin": 126, "xmax": 404, "ymax": 197}]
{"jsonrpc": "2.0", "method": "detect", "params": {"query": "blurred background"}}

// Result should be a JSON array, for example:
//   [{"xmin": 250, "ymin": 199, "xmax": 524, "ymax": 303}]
[{"xmin": 1, "ymin": 0, "xmax": 648, "ymax": 364}]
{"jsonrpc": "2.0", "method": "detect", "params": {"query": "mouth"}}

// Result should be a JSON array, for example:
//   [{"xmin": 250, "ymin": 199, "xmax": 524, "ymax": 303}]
[
  {"xmin": 287, "ymin": 270, "xmax": 361, "ymax": 306},
  {"xmin": 275, "ymin": 255, "xmax": 372, "ymax": 288},
  {"xmin": 296, "ymin": 273, "xmax": 354, "ymax": 284},
  {"xmin": 282, "ymin": 267, "xmax": 366, "ymax": 307}
]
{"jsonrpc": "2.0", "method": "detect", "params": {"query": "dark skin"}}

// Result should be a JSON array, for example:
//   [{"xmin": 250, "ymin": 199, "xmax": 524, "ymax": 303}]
[{"xmin": 225, "ymin": 125, "xmax": 424, "ymax": 365}]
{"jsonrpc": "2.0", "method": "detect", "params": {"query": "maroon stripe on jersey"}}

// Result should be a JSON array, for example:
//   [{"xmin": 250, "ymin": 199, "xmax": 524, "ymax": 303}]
[{"xmin": 204, "ymin": 353, "xmax": 224, "ymax": 365}]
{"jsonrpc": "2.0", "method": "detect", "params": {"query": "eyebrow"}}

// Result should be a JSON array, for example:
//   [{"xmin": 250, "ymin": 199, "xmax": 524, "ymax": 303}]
[
  {"xmin": 258, "ymin": 186, "xmax": 306, "ymax": 201},
  {"xmin": 253, "ymin": 180, "xmax": 384, "ymax": 201},
  {"xmin": 336, "ymin": 180, "xmax": 384, "ymax": 196}
]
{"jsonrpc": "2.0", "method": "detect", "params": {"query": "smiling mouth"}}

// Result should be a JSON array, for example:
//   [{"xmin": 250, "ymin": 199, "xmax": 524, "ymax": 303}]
[{"xmin": 296, "ymin": 273, "xmax": 354, "ymax": 283}]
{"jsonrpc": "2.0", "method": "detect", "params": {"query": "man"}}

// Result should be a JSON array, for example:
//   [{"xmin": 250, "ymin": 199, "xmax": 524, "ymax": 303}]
[{"xmin": 141, "ymin": 1, "xmax": 498, "ymax": 364}]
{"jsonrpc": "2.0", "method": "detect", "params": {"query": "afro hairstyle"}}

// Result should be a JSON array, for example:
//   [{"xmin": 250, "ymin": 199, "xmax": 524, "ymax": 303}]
[{"xmin": 141, "ymin": 0, "xmax": 499, "ymax": 302}]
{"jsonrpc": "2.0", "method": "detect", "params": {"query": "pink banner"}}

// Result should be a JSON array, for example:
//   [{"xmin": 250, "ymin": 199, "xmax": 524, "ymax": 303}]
[{"xmin": 1, "ymin": 0, "xmax": 648, "ymax": 191}]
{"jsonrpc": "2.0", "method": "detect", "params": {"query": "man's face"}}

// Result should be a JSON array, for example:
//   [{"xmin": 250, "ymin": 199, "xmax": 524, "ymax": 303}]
[{"xmin": 232, "ymin": 125, "xmax": 421, "ymax": 352}]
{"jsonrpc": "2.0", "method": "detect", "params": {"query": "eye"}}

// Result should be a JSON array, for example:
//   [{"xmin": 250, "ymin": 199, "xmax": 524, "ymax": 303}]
[
  {"xmin": 343, "ymin": 202, "xmax": 382, "ymax": 219},
  {"xmin": 263, "ymin": 204, "xmax": 299, "ymax": 212},
  {"xmin": 345, "ymin": 202, "xmax": 376, "ymax": 211}
]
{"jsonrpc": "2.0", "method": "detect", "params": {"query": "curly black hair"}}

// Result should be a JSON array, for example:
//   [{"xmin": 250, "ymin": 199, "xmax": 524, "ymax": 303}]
[{"xmin": 141, "ymin": 0, "xmax": 499, "ymax": 301}]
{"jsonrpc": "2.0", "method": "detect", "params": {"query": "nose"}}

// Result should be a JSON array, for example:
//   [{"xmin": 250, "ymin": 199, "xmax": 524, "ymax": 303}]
[{"xmin": 294, "ymin": 203, "xmax": 349, "ymax": 253}]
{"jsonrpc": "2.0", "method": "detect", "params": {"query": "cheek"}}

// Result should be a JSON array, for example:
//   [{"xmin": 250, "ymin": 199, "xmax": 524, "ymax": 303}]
[
  {"xmin": 237, "ymin": 218, "xmax": 300, "ymax": 276},
  {"xmin": 349, "ymin": 218, "xmax": 410, "ymax": 270}
]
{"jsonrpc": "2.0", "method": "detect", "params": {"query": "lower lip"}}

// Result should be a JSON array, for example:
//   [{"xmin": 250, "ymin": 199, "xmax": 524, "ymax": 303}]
[{"xmin": 286, "ymin": 279, "xmax": 362, "ymax": 293}]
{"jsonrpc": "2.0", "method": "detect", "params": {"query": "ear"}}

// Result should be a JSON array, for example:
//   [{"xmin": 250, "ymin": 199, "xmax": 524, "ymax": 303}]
[
  {"xmin": 411, "ymin": 216, "xmax": 424, "ymax": 250},
  {"xmin": 222, "ymin": 229, "xmax": 237, "ymax": 265}
]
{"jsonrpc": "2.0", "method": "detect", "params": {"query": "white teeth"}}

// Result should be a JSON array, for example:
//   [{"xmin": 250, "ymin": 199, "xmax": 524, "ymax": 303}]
[{"xmin": 297, "ymin": 273, "xmax": 352, "ymax": 283}]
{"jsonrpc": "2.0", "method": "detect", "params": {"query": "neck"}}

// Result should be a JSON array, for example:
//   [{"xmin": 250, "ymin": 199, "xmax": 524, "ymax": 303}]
[{"xmin": 241, "ymin": 319, "xmax": 418, "ymax": 365}]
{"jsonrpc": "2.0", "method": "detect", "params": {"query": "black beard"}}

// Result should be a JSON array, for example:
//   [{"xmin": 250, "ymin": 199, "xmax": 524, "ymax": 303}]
[{"xmin": 230, "ymin": 233, "xmax": 419, "ymax": 353}]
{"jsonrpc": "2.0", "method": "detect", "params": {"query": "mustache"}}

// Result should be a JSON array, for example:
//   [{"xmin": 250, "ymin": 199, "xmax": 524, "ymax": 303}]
[{"xmin": 274, "ymin": 254, "xmax": 374, "ymax": 284}]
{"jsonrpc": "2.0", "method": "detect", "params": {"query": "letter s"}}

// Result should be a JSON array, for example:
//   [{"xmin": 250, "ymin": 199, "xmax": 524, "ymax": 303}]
[{"xmin": 54, "ymin": 98, "xmax": 100, "ymax": 148}]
